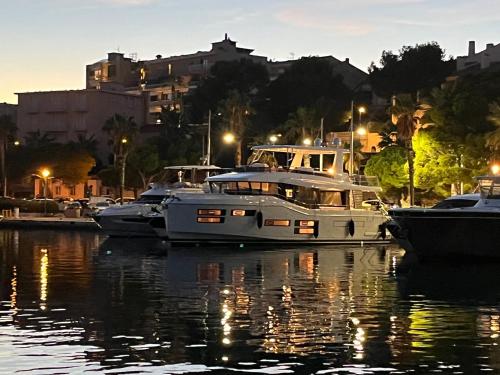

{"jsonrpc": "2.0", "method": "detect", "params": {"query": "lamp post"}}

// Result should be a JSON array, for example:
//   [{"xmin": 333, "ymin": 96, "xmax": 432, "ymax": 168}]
[
  {"xmin": 350, "ymin": 101, "xmax": 354, "ymax": 176},
  {"xmin": 41, "ymin": 168, "xmax": 50, "ymax": 216},
  {"xmin": 119, "ymin": 138, "xmax": 127, "ymax": 205}
]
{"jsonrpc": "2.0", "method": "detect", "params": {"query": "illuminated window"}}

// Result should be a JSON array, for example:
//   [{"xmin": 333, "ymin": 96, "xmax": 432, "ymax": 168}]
[
  {"xmin": 285, "ymin": 189, "xmax": 293, "ymax": 198},
  {"xmin": 197, "ymin": 209, "xmax": 225, "ymax": 216},
  {"xmin": 264, "ymin": 219, "xmax": 290, "ymax": 227},
  {"xmin": 295, "ymin": 220, "xmax": 315, "ymax": 227},
  {"xmin": 197, "ymin": 217, "xmax": 224, "ymax": 223},
  {"xmin": 231, "ymin": 209, "xmax": 256, "ymax": 217},
  {"xmin": 168, "ymin": 63, "xmax": 172, "ymax": 76},
  {"xmin": 294, "ymin": 228, "xmax": 314, "ymax": 234}
]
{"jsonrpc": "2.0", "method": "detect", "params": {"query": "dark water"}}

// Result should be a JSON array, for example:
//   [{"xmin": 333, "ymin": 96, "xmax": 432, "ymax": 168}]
[{"xmin": 1, "ymin": 231, "xmax": 500, "ymax": 374}]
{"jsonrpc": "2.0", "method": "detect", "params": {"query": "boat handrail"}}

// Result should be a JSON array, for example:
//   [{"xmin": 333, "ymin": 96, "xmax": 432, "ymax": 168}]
[{"xmin": 350, "ymin": 175, "xmax": 380, "ymax": 187}]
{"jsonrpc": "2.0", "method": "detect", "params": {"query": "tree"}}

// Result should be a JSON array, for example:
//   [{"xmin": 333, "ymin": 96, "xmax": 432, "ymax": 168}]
[
  {"xmin": 126, "ymin": 144, "xmax": 163, "ymax": 191},
  {"xmin": 369, "ymin": 42, "xmax": 455, "ymax": 98},
  {"xmin": 155, "ymin": 105, "xmax": 202, "ymax": 165},
  {"xmin": 102, "ymin": 114, "xmax": 139, "ymax": 203},
  {"xmin": 267, "ymin": 57, "xmax": 351, "ymax": 125},
  {"xmin": 52, "ymin": 146, "xmax": 96, "ymax": 186},
  {"xmin": 412, "ymin": 131, "xmax": 462, "ymax": 197},
  {"xmin": 24, "ymin": 130, "xmax": 56, "ymax": 148},
  {"xmin": 364, "ymin": 146, "xmax": 408, "ymax": 203},
  {"xmin": 217, "ymin": 90, "xmax": 253, "ymax": 166},
  {"xmin": 428, "ymin": 79, "xmax": 494, "ymax": 188},
  {"xmin": 187, "ymin": 59, "xmax": 269, "ymax": 123},
  {"xmin": 390, "ymin": 94, "xmax": 430, "ymax": 205},
  {"xmin": 0, "ymin": 115, "xmax": 17, "ymax": 196},
  {"xmin": 282, "ymin": 107, "xmax": 319, "ymax": 144},
  {"xmin": 486, "ymin": 101, "xmax": 500, "ymax": 155}
]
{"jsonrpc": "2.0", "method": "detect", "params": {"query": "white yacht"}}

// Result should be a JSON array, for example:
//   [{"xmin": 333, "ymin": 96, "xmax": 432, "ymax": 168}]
[
  {"xmin": 163, "ymin": 145, "xmax": 390, "ymax": 244},
  {"xmin": 96, "ymin": 165, "xmax": 221, "ymax": 238}
]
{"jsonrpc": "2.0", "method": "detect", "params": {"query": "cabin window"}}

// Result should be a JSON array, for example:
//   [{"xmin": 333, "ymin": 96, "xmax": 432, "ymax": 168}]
[
  {"xmin": 197, "ymin": 209, "xmax": 225, "ymax": 216},
  {"xmin": 264, "ymin": 219, "xmax": 290, "ymax": 226},
  {"xmin": 197, "ymin": 217, "xmax": 224, "ymax": 223},
  {"xmin": 295, "ymin": 187, "xmax": 318, "ymax": 207},
  {"xmin": 231, "ymin": 209, "xmax": 256, "ymax": 216},
  {"xmin": 294, "ymin": 227, "xmax": 315, "ymax": 234},
  {"xmin": 319, "ymin": 191, "xmax": 347, "ymax": 207}
]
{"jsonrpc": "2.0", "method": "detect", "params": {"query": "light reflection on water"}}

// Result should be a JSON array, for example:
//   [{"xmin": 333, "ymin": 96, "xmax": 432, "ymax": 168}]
[{"xmin": 0, "ymin": 230, "xmax": 500, "ymax": 374}]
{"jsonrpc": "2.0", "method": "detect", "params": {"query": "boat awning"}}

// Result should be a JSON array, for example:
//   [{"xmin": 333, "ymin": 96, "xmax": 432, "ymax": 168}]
[{"xmin": 251, "ymin": 144, "xmax": 348, "ymax": 155}]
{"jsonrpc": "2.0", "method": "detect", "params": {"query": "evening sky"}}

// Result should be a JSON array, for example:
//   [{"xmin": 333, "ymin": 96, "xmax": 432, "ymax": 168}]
[{"xmin": 1, "ymin": 0, "xmax": 500, "ymax": 103}]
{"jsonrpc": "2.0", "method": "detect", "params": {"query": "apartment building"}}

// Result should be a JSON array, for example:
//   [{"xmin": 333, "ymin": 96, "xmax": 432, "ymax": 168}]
[
  {"xmin": 457, "ymin": 41, "xmax": 500, "ymax": 72},
  {"xmin": 16, "ymin": 89, "xmax": 146, "ymax": 162},
  {"xmin": 86, "ymin": 35, "xmax": 268, "ymax": 124}
]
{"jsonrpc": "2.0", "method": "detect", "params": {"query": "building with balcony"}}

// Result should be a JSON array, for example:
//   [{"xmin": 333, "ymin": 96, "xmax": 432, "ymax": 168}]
[
  {"xmin": 86, "ymin": 34, "xmax": 268, "ymax": 124},
  {"xmin": 16, "ymin": 89, "xmax": 146, "ymax": 163}
]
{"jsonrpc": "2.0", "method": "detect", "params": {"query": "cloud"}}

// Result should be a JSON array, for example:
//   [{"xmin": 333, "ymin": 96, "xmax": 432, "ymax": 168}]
[
  {"xmin": 96, "ymin": 0, "xmax": 157, "ymax": 5},
  {"xmin": 276, "ymin": 8, "xmax": 375, "ymax": 36}
]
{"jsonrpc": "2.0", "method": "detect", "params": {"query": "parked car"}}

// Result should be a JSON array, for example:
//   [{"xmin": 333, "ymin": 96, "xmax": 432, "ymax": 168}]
[{"xmin": 91, "ymin": 201, "xmax": 112, "ymax": 213}]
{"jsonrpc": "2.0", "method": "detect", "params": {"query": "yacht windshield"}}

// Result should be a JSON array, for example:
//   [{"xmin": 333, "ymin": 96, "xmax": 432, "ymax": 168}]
[
  {"xmin": 479, "ymin": 179, "xmax": 500, "ymax": 199},
  {"xmin": 136, "ymin": 195, "xmax": 165, "ymax": 204}
]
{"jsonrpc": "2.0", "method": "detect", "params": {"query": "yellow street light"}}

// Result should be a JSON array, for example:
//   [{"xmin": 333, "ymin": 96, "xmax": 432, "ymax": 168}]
[
  {"xmin": 303, "ymin": 138, "xmax": 312, "ymax": 146},
  {"xmin": 121, "ymin": 138, "xmax": 128, "ymax": 144},
  {"xmin": 14, "ymin": 141, "xmax": 20, "ymax": 146},
  {"xmin": 491, "ymin": 164, "xmax": 500, "ymax": 175},
  {"xmin": 269, "ymin": 135, "xmax": 278, "ymax": 144},
  {"xmin": 358, "ymin": 106, "xmax": 366, "ymax": 114},
  {"xmin": 41, "ymin": 168, "xmax": 50, "ymax": 178},
  {"xmin": 356, "ymin": 127, "xmax": 367, "ymax": 136},
  {"xmin": 327, "ymin": 167, "xmax": 335, "ymax": 175},
  {"xmin": 223, "ymin": 132, "xmax": 235, "ymax": 144}
]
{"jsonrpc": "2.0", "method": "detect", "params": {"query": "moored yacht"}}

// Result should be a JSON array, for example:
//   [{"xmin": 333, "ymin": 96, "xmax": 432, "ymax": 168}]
[
  {"xmin": 96, "ymin": 165, "xmax": 221, "ymax": 238},
  {"xmin": 388, "ymin": 176, "xmax": 500, "ymax": 259},
  {"xmin": 163, "ymin": 145, "xmax": 390, "ymax": 244}
]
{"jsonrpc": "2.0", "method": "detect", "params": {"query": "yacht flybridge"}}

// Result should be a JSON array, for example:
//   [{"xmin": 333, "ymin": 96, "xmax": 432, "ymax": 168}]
[{"xmin": 163, "ymin": 145, "xmax": 390, "ymax": 244}]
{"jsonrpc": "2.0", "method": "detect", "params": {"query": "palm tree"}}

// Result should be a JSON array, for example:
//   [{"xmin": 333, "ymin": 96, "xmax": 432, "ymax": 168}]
[
  {"xmin": 102, "ymin": 114, "xmax": 138, "ymax": 203},
  {"xmin": 24, "ymin": 130, "xmax": 55, "ymax": 148},
  {"xmin": 0, "ymin": 115, "xmax": 17, "ymax": 196},
  {"xmin": 218, "ymin": 90, "xmax": 252, "ymax": 166},
  {"xmin": 486, "ymin": 101, "xmax": 500, "ymax": 155},
  {"xmin": 282, "ymin": 107, "xmax": 318, "ymax": 144},
  {"xmin": 390, "ymin": 94, "xmax": 430, "ymax": 205}
]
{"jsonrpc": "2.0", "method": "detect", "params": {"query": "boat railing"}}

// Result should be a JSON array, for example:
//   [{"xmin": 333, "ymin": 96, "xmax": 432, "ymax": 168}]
[{"xmin": 350, "ymin": 175, "xmax": 380, "ymax": 187}]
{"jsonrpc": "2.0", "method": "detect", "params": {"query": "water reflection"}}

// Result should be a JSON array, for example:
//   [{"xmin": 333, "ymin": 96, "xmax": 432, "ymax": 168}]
[{"xmin": 1, "ymin": 231, "xmax": 500, "ymax": 373}]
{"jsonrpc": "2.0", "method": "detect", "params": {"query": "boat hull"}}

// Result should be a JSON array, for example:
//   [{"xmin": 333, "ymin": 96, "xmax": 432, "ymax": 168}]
[
  {"xmin": 96, "ymin": 214, "xmax": 165, "ymax": 238},
  {"xmin": 388, "ymin": 208, "xmax": 500, "ymax": 259},
  {"xmin": 165, "ymin": 195, "xmax": 389, "ymax": 244}
]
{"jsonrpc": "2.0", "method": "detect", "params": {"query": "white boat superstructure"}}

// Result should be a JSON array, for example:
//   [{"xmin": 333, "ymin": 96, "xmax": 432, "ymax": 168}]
[
  {"xmin": 164, "ymin": 145, "xmax": 390, "ymax": 244},
  {"xmin": 96, "ymin": 165, "xmax": 221, "ymax": 238}
]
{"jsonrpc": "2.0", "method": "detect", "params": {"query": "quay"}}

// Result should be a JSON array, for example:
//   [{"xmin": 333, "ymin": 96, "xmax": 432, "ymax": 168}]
[{"xmin": 0, "ymin": 216, "xmax": 100, "ymax": 231}]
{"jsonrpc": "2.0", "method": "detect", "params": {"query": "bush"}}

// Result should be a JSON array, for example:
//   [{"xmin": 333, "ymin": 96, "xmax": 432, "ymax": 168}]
[{"xmin": 0, "ymin": 198, "xmax": 59, "ymax": 214}]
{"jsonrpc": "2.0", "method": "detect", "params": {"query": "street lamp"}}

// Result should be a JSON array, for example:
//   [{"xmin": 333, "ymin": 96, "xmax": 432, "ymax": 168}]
[
  {"xmin": 269, "ymin": 135, "xmax": 278, "ymax": 144},
  {"xmin": 41, "ymin": 169, "xmax": 51, "ymax": 216},
  {"xmin": 356, "ymin": 127, "xmax": 367, "ymax": 136},
  {"xmin": 491, "ymin": 164, "xmax": 500, "ymax": 175},
  {"xmin": 223, "ymin": 132, "xmax": 235, "ymax": 144},
  {"xmin": 303, "ymin": 138, "xmax": 312, "ymax": 146},
  {"xmin": 349, "ymin": 102, "xmax": 368, "ymax": 175}
]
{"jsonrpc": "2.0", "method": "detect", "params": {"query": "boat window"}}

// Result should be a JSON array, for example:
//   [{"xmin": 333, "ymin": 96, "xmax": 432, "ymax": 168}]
[
  {"xmin": 137, "ymin": 195, "xmax": 164, "ymax": 203},
  {"xmin": 318, "ymin": 191, "xmax": 346, "ymax": 207},
  {"xmin": 222, "ymin": 181, "xmax": 278, "ymax": 195},
  {"xmin": 295, "ymin": 186, "xmax": 318, "ymax": 207}
]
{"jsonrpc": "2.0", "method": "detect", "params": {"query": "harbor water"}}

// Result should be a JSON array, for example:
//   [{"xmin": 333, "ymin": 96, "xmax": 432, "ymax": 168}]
[{"xmin": 1, "ymin": 230, "xmax": 500, "ymax": 374}]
